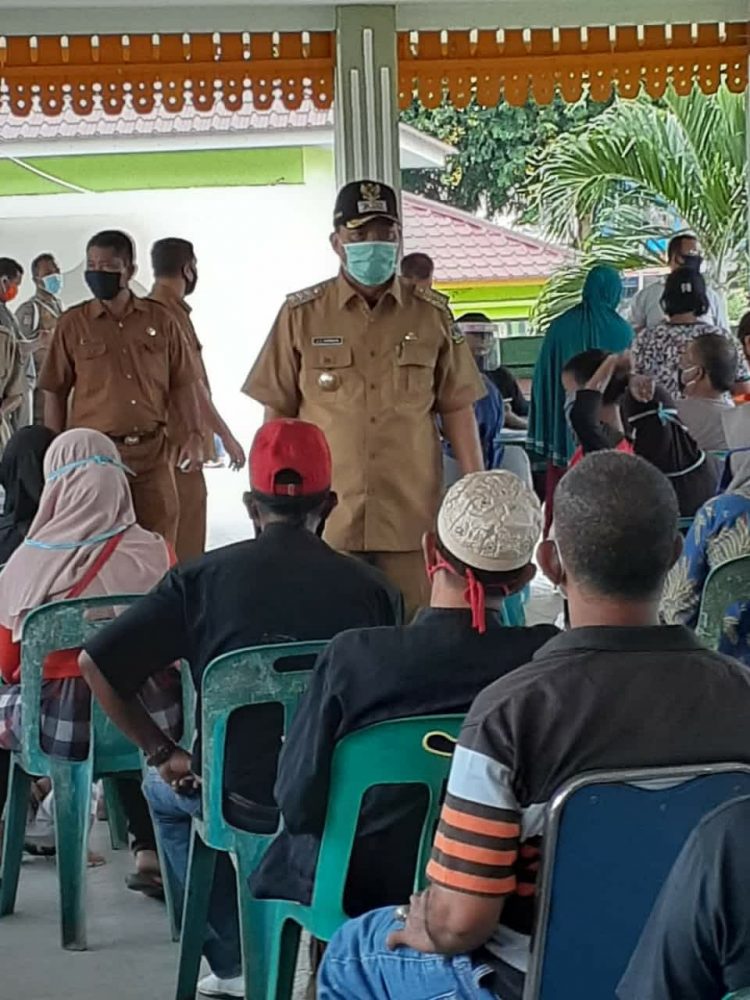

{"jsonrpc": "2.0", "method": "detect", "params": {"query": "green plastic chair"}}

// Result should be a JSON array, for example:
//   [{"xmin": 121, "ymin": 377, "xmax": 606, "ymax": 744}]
[
  {"xmin": 175, "ymin": 641, "xmax": 327, "ymax": 1000},
  {"xmin": 0, "ymin": 595, "xmax": 147, "ymax": 949},
  {"xmin": 724, "ymin": 992, "xmax": 750, "ymax": 999},
  {"xmin": 240, "ymin": 713, "xmax": 463, "ymax": 1000},
  {"xmin": 696, "ymin": 555, "xmax": 750, "ymax": 651}
]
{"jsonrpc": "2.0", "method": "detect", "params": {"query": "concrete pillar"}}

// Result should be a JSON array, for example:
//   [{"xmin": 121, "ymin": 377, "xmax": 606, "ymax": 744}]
[{"xmin": 334, "ymin": 4, "xmax": 400, "ymax": 191}]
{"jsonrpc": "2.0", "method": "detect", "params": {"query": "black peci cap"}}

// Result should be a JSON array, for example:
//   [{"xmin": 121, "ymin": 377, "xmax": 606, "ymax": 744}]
[{"xmin": 333, "ymin": 180, "xmax": 400, "ymax": 229}]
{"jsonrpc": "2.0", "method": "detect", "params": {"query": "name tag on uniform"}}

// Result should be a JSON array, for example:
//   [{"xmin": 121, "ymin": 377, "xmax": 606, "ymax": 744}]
[{"xmin": 312, "ymin": 337, "xmax": 344, "ymax": 347}]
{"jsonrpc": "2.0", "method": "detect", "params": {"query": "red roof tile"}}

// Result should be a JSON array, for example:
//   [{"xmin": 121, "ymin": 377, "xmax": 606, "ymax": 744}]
[{"xmin": 402, "ymin": 192, "xmax": 569, "ymax": 283}]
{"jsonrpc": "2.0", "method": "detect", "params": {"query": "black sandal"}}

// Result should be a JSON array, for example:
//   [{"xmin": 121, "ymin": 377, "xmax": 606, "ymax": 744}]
[{"xmin": 125, "ymin": 870, "xmax": 165, "ymax": 901}]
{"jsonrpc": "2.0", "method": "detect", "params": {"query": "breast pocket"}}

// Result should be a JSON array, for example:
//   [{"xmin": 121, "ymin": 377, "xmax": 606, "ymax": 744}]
[
  {"xmin": 76, "ymin": 339, "xmax": 108, "ymax": 362},
  {"xmin": 137, "ymin": 334, "xmax": 170, "ymax": 392},
  {"xmin": 301, "ymin": 345, "xmax": 356, "ymax": 404},
  {"xmin": 395, "ymin": 341, "xmax": 437, "ymax": 405}
]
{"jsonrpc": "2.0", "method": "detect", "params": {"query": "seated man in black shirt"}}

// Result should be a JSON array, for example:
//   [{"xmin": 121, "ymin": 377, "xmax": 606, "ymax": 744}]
[
  {"xmin": 251, "ymin": 469, "xmax": 557, "ymax": 918},
  {"xmin": 317, "ymin": 452, "xmax": 750, "ymax": 1000},
  {"xmin": 619, "ymin": 795, "xmax": 750, "ymax": 1000},
  {"xmin": 79, "ymin": 419, "xmax": 401, "ymax": 1000}
]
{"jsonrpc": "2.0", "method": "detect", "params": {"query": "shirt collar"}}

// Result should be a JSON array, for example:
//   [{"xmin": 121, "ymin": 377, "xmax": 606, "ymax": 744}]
[
  {"xmin": 148, "ymin": 283, "xmax": 192, "ymax": 314},
  {"xmin": 411, "ymin": 606, "xmax": 506, "ymax": 630},
  {"xmin": 335, "ymin": 270, "xmax": 403, "ymax": 310},
  {"xmin": 533, "ymin": 624, "xmax": 705, "ymax": 659},
  {"xmin": 87, "ymin": 291, "xmax": 147, "ymax": 320}
]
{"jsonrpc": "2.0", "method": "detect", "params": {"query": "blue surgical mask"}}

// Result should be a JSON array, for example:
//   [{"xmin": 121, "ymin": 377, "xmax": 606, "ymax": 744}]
[
  {"xmin": 41, "ymin": 273, "xmax": 63, "ymax": 296},
  {"xmin": 46, "ymin": 454, "xmax": 134, "ymax": 483},
  {"xmin": 344, "ymin": 242, "xmax": 398, "ymax": 287}
]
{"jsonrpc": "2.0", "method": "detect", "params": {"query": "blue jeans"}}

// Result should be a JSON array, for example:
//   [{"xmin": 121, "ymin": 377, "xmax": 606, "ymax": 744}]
[
  {"xmin": 142, "ymin": 768, "xmax": 241, "ymax": 979},
  {"xmin": 318, "ymin": 906, "xmax": 501, "ymax": 999}
]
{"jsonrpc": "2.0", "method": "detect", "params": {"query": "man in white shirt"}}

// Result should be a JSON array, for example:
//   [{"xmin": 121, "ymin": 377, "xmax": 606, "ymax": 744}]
[{"xmin": 629, "ymin": 234, "xmax": 729, "ymax": 332}]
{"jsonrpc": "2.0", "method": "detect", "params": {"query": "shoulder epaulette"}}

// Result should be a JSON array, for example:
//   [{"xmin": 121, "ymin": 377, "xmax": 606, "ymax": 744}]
[
  {"xmin": 285, "ymin": 280, "xmax": 331, "ymax": 309},
  {"xmin": 413, "ymin": 285, "xmax": 452, "ymax": 315}
]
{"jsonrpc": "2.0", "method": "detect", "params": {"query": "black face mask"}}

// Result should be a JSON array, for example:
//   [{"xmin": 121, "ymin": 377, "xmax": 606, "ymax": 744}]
[
  {"xmin": 183, "ymin": 269, "xmax": 197, "ymax": 297},
  {"xmin": 679, "ymin": 254, "xmax": 703, "ymax": 273},
  {"xmin": 85, "ymin": 270, "xmax": 122, "ymax": 302}
]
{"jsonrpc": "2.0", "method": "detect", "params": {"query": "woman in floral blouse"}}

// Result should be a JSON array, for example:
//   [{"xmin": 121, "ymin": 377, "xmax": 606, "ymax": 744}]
[
  {"xmin": 661, "ymin": 405, "xmax": 750, "ymax": 663},
  {"xmin": 633, "ymin": 268, "xmax": 749, "ymax": 400}
]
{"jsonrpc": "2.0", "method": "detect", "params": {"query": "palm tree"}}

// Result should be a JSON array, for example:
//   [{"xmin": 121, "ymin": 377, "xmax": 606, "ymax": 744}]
[{"xmin": 526, "ymin": 85, "xmax": 747, "ymax": 329}]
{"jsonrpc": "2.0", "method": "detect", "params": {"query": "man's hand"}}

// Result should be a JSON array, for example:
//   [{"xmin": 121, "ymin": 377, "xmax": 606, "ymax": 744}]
[
  {"xmin": 176, "ymin": 432, "xmax": 204, "ymax": 474},
  {"xmin": 157, "ymin": 747, "xmax": 193, "ymax": 787},
  {"xmin": 387, "ymin": 893, "xmax": 437, "ymax": 954},
  {"xmin": 222, "ymin": 433, "xmax": 246, "ymax": 471}
]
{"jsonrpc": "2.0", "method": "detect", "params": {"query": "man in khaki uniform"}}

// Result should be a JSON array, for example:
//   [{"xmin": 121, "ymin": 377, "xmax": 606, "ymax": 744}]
[
  {"xmin": 16, "ymin": 253, "xmax": 64, "ymax": 425},
  {"xmin": 243, "ymin": 181, "xmax": 485, "ymax": 614},
  {"xmin": 0, "ymin": 259, "xmax": 28, "ymax": 446},
  {"xmin": 39, "ymin": 230, "xmax": 202, "ymax": 545},
  {"xmin": 148, "ymin": 237, "xmax": 245, "ymax": 562}
]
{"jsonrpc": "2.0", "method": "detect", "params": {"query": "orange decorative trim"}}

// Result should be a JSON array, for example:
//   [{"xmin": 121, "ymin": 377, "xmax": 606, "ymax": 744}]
[
  {"xmin": 398, "ymin": 22, "xmax": 749, "ymax": 108},
  {"xmin": 0, "ymin": 32, "xmax": 335, "ymax": 116}
]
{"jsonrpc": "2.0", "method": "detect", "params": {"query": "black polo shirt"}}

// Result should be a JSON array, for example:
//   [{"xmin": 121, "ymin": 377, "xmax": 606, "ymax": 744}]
[
  {"xmin": 249, "ymin": 607, "xmax": 558, "ymax": 914},
  {"xmin": 618, "ymin": 795, "xmax": 750, "ymax": 1000},
  {"xmin": 85, "ymin": 523, "xmax": 402, "ymax": 798},
  {"xmin": 426, "ymin": 625, "xmax": 750, "ymax": 1000}
]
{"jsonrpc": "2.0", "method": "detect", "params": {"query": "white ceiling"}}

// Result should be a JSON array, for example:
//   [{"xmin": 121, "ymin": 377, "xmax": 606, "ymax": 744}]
[{"xmin": 0, "ymin": 0, "xmax": 746, "ymax": 34}]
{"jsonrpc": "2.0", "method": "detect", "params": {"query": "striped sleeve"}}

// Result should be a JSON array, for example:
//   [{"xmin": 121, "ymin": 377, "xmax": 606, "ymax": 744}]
[{"xmin": 427, "ymin": 743, "xmax": 520, "ymax": 897}]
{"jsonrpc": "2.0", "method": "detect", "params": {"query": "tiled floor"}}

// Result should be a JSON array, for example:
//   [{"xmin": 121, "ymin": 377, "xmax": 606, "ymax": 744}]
[{"xmin": 0, "ymin": 822, "xmax": 311, "ymax": 1000}]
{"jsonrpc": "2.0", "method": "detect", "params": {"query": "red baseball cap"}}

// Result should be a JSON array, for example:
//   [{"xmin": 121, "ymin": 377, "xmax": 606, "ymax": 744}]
[{"xmin": 249, "ymin": 419, "xmax": 332, "ymax": 497}]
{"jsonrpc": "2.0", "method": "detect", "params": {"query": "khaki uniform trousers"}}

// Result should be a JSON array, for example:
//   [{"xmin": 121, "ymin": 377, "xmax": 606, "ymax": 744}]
[
  {"xmin": 117, "ymin": 432, "xmax": 179, "ymax": 546},
  {"xmin": 351, "ymin": 550, "xmax": 430, "ymax": 621},
  {"xmin": 175, "ymin": 468, "xmax": 208, "ymax": 564}
]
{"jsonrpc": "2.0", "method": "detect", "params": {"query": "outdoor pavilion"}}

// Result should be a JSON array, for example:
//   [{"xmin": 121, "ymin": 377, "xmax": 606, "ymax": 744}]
[
  {"xmin": 0, "ymin": 3, "xmax": 747, "ymax": 998},
  {"xmin": 1, "ymin": 1, "xmax": 746, "ymax": 192}
]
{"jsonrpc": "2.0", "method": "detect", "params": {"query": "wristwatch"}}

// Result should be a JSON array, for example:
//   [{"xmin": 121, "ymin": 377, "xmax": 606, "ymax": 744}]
[{"xmin": 146, "ymin": 741, "xmax": 178, "ymax": 768}]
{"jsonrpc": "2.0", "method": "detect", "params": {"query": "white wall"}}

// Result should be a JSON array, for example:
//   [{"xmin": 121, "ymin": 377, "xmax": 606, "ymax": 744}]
[{"xmin": 0, "ymin": 169, "xmax": 337, "ymax": 448}]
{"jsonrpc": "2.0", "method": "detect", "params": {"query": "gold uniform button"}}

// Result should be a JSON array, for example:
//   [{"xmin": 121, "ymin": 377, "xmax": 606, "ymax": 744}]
[{"xmin": 318, "ymin": 371, "xmax": 339, "ymax": 391}]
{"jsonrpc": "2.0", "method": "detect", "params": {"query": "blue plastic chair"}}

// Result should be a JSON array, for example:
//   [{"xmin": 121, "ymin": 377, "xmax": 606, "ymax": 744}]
[
  {"xmin": 0, "ymin": 595, "xmax": 162, "ymax": 949},
  {"xmin": 523, "ymin": 763, "xmax": 750, "ymax": 1000},
  {"xmin": 240, "ymin": 714, "xmax": 463, "ymax": 1000},
  {"xmin": 175, "ymin": 641, "xmax": 326, "ymax": 1000}
]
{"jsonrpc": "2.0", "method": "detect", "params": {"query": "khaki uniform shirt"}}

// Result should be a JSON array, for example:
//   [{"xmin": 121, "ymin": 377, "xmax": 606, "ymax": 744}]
[
  {"xmin": 38, "ymin": 294, "xmax": 198, "ymax": 438},
  {"xmin": 148, "ymin": 285, "xmax": 215, "ymax": 460},
  {"xmin": 16, "ymin": 291, "xmax": 63, "ymax": 379},
  {"xmin": 242, "ymin": 273, "xmax": 485, "ymax": 552},
  {"xmin": 0, "ymin": 303, "xmax": 27, "ymax": 401}
]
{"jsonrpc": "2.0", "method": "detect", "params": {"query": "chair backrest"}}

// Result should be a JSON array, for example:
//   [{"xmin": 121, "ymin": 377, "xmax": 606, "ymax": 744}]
[
  {"xmin": 524, "ymin": 763, "xmax": 750, "ymax": 1000},
  {"xmin": 200, "ymin": 641, "xmax": 327, "ymax": 849},
  {"xmin": 20, "ymin": 595, "xmax": 142, "ymax": 776},
  {"xmin": 309, "ymin": 714, "xmax": 463, "ymax": 938},
  {"xmin": 498, "ymin": 336, "xmax": 544, "ymax": 379},
  {"xmin": 696, "ymin": 555, "xmax": 750, "ymax": 651},
  {"xmin": 724, "ymin": 992, "xmax": 750, "ymax": 999}
]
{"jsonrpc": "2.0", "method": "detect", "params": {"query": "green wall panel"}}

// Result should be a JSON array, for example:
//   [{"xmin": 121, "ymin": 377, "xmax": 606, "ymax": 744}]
[{"xmin": 0, "ymin": 147, "xmax": 306, "ymax": 196}]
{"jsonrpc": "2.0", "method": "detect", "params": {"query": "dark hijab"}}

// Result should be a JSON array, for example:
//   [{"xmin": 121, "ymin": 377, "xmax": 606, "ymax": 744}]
[{"xmin": 0, "ymin": 426, "xmax": 55, "ymax": 564}]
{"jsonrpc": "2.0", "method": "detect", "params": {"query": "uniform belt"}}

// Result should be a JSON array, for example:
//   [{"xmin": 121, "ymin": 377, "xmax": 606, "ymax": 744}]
[{"xmin": 108, "ymin": 427, "xmax": 161, "ymax": 447}]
